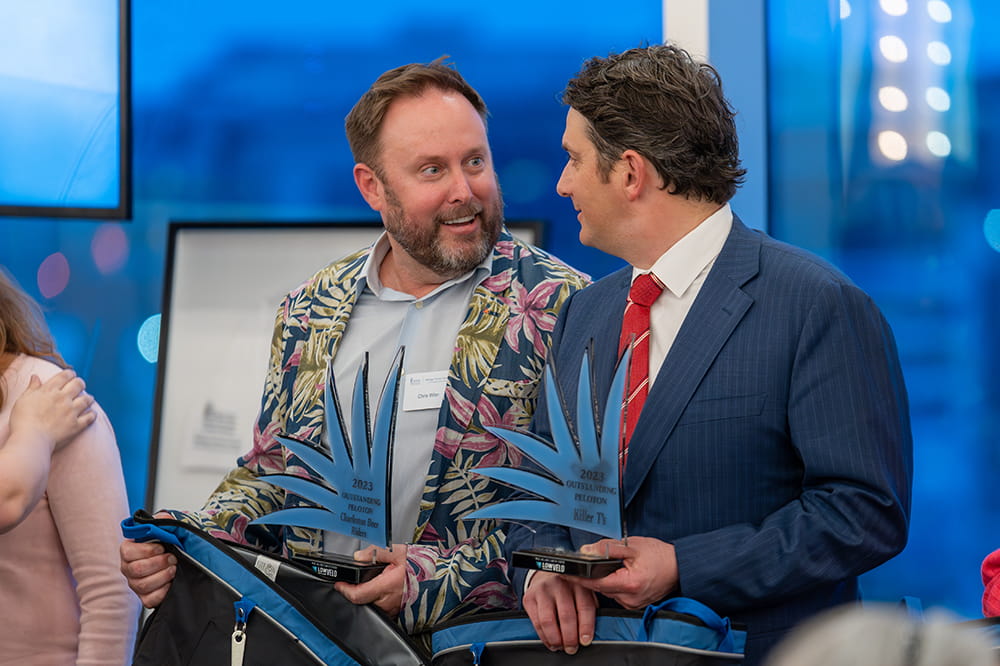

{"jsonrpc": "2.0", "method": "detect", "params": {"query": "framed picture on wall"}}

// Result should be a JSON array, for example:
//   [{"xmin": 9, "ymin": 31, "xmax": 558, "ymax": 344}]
[{"xmin": 146, "ymin": 219, "xmax": 543, "ymax": 512}]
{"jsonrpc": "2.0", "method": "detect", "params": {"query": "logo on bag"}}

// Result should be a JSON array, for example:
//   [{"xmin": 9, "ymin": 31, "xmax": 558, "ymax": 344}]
[{"xmin": 254, "ymin": 555, "xmax": 280, "ymax": 581}]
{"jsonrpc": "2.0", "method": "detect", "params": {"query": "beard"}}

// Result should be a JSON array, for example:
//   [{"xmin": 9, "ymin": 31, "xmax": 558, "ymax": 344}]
[{"xmin": 381, "ymin": 183, "xmax": 504, "ymax": 279}]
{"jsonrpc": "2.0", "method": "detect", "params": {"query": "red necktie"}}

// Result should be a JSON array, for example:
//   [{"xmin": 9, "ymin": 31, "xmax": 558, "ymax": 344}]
[{"xmin": 618, "ymin": 273, "xmax": 664, "ymax": 472}]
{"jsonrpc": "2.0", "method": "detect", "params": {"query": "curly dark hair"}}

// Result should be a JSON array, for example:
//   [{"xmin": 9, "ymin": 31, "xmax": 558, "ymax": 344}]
[
  {"xmin": 563, "ymin": 43, "xmax": 746, "ymax": 204},
  {"xmin": 345, "ymin": 56, "xmax": 488, "ymax": 176}
]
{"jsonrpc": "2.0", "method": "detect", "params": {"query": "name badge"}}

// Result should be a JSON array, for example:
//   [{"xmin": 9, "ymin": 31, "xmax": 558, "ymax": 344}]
[{"xmin": 403, "ymin": 370, "xmax": 448, "ymax": 411}]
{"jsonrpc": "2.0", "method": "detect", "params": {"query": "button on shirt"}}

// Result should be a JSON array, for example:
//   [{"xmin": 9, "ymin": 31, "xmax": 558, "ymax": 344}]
[
  {"xmin": 640, "ymin": 203, "xmax": 733, "ymax": 385},
  {"xmin": 323, "ymin": 233, "xmax": 491, "ymax": 555}
]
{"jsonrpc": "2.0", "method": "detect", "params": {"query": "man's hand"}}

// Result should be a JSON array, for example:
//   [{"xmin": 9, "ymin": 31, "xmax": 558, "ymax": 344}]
[
  {"xmin": 522, "ymin": 570, "xmax": 597, "ymax": 655},
  {"xmin": 334, "ymin": 544, "xmax": 407, "ymax": 617},
  {"xmin": 120, "ymin": 512, "xmax": 177, "ymax": 608},
  {"xmin": 572, "ymin": 537, "xmax": 678, "ymax": 609}
]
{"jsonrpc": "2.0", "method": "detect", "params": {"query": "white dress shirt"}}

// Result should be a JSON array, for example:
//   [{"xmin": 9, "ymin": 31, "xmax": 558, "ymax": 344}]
[{"xmin": 636, "ymin": 204, "xmax": 733, "ymax": 386}]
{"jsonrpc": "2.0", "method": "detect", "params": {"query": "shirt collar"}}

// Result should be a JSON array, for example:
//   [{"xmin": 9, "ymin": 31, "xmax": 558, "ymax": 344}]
[
  {"xmin": 635, "ymin": 203, "xmax": 733, "ymax": 298},
  {"xmin": 360, "ymin": 231, "xmax": 493, "ymax": 301}
]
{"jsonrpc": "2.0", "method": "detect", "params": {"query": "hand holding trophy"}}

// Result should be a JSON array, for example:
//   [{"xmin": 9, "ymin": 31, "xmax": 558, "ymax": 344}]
[
  {"xmin": 250, "ymin": 348, "xmax": 404, "ymax": 583},
  {"xmin": 464, "ymin": 343, "xmax": 631, "ymax": 577}
]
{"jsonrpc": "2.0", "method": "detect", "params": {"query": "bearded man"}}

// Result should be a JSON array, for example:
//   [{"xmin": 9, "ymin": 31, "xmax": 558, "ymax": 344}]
[{"xmin": 121, "ymin": 59, "xmax": 589, "ymax": 640}]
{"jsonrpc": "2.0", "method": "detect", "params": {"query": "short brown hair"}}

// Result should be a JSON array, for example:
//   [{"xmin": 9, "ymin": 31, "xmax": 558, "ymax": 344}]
[
  {"xmin": 0, "ymin": 269, "xmax": 65, "ymax": 409},
  {"xmin": 563, "ymin": 43, "xmax": 746, "ymax": 204},
  {"xmin": 345, "ymin": 57, "xmax": 488, "ymax": 175}
]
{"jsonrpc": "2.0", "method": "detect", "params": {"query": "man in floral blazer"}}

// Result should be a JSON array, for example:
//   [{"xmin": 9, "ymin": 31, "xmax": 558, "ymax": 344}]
[{"xmin": 121, "ymin": 59, "xmax": 588, "ymax": 638}]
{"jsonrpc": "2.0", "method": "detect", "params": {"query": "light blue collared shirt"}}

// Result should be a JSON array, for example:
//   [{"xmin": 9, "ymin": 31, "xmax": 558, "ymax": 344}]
[{"xmin": 324, "ymin": 233, "xmax": 491, "ymax": 554}]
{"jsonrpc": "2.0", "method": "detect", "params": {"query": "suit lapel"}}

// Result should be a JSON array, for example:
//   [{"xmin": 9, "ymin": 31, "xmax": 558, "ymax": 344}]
[
  {"xmin": 622, "ymin": 219, "xmax": 761, "ymax": 504},
  {"xmin": 590, "ymin": 270, "xmax": 631, "ymax": 399}
]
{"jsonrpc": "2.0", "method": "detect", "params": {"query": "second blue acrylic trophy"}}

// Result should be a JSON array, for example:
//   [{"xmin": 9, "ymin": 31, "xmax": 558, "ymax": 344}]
[{"xmin": 464, "ymin": 344, "xmax": 631, "ymax": 578}]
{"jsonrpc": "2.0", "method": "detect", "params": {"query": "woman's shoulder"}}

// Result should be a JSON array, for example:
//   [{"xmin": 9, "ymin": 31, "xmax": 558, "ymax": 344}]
[{"xmin": 4, "ymin": 354, "xmax": 63, "ymax": 384}]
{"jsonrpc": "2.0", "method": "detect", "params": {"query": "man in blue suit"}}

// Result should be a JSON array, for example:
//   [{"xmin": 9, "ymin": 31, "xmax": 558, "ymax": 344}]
[{"xmin": 505, "ymin": 44, "xmax": 913, "ymax": 665}]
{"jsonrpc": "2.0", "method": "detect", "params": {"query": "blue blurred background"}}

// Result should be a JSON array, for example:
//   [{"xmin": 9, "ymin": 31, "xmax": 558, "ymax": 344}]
[{"xmin": 0, "ymin": 0, "xmax": 997, "ymax": 621}]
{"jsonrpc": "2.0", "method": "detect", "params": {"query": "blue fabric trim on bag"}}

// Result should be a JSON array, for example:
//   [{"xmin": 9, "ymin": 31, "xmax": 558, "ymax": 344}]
[
  {"xmin": 469, "ymin": 642, "xmax": 485, "ymax": 665},
  {"xmin": 128, "ymin": 519, "xmax": 358, "ymax": 665},
  {"xmin": 640, "ymin": 597, "xmax": 738, "ymax": 653},
  {"xmin": 433, "ymin": 617, "xmax": 536, "ymax": 651},
  {"xmin": 121, "ymin": 516, "xmax": 183, "ymax": 548},
  {"xmin": 431, "ymin": 598, "xmax": 746, "ymax": 657},
  {"xmin": 234, "ymin": 598, "xmax": 257, "ymax": 626}
]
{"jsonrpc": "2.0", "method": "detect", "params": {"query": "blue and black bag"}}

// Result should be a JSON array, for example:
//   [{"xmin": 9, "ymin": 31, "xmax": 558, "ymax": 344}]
[
  {"xmin": 430, "ymin": 597, "xmax": 745, "ymax": 665},
  {"xmin": 122, "ymin": 511, "xmax": 429, "ymax": 666}
]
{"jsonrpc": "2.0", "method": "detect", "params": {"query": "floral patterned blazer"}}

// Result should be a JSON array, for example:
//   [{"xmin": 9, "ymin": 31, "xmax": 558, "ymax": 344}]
[{"xmin": 170, "ymin": 228, "xmax": 589, "ymax": 636}]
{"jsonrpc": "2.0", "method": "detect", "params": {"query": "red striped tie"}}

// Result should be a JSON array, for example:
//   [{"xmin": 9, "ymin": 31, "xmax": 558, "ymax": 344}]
[{"xmin": 618, "ymin": 273, "xmax": 664, "ymax": 473}]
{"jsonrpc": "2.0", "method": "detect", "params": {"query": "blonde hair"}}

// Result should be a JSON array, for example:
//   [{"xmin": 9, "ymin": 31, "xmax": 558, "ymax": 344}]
[{"xmin": 0, "ymin": 268, "xmax": 65, "ymax": 409}]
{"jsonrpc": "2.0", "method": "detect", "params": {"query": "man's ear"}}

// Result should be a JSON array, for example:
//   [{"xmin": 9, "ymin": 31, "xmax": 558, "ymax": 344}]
[
  {"xmin": 619, "ymin": 150, "xmax": 652, "ymax": 202},
  {"xmin": 354, "ymin": 163, "xmax": 384, "ymax": 211}
]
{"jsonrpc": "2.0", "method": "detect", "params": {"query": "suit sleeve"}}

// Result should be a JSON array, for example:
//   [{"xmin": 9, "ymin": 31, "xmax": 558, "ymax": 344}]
[{"xmin": 672, "ymin": 281, "xmax": 912, "ymax": 611}]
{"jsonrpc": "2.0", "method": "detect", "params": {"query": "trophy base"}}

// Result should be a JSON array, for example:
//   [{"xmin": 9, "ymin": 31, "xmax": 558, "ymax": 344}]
[
  {"xmin": 292, "ymin": 552, "xmax": 387, "ymax": 584},
  {"xmin": 512, "ymin": 548, "xmax": 623, "ymax": 578}
]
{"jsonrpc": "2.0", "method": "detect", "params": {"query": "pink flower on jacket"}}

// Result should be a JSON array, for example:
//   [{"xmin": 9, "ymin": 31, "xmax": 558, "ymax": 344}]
[
  {"xmin": 433, "ymin": 391, "xmax": 524, "ymax": 469},
  {"xmin": 282, "ymin": 341, "xmax": 304, "ymax": 372},
  {"xmin": 473, "ymin": 395, "xmax": 525, "ymax": 469},
  {"xmin": 463, "ymin": 580, "xmax": 518, "ymax": 611},
  {"xmin": 502, "ymin": 279, "xmax": 562, "ymax": 355},
  {"xmin": 406, "ymin": 544, "xmax": 440, "ymax": 583},
  {"xmin": 493, "ymin": 239, "xmax": 516, "ymax": 260},
  {"xmin": 480, "ymin": 269, "xmax": 512, "ymax": 295},
  {"xmin": 243, "ymin": 420, "xmax": 287, "ymax": 474}
]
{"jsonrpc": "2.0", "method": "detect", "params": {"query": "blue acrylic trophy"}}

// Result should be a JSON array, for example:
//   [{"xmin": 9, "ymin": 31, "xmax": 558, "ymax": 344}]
[
  {"xmin": 464, "ymin": 344, "xmax": 630, "ymax": 578},
  {"xmin": 249, "ymin": 348, "xmax": 403, "ymax": 583}
]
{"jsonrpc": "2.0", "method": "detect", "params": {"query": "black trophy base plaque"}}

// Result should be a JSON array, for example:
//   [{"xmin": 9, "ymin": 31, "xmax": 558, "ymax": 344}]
[
  {"xmin": 512, "ymin": 548, "xmax": 623, "ymax": 578},
  {"xmin": 293, "ymin": 552, "xmax": 387, "ymax": 584}
]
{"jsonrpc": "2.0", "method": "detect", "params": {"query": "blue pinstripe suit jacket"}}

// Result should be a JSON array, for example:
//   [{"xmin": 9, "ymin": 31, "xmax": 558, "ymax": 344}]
[{"xmin": 505, "ymin": 217, "xmax": 913, "ymax": 665}]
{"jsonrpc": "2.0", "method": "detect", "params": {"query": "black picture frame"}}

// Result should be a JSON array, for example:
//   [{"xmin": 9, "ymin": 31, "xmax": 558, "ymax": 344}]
[
  {"xmin": 0, "ymin": 0, "xmax": 132, "ymax": 220},
  {"xmin": 145, "ymin": 219, "xmax": 544, "ymax": 512}
]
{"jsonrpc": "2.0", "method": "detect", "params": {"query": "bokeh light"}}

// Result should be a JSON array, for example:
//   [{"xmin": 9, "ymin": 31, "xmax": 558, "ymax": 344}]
[
  {"xmin": 925, "ymin": 86, "xmax": 951, "ymax": 111},
  {"xmin": 926, "ymin": 131, "xmax": 952, "ymax": 157},
  {"xmin": 927, "ymin": 41, "xmax": 952, "ymax": 65},
  {"xmin": 37, "ymin": 253, "xmax": 70, "ymax": 299},
  {"xmin": 878, "ymin": 86, "xmax": 909, "ymax": 111},
  {"xmin": 92, "ymin": 223, "xmax": 130, "ymax": 275},
  {"xmin": 841, "ymin": 0, "xmax": 852, "ymax": 19},
  {"xmin": 985, "ymin": 209, "xmax": 1000, "ymax": 253},
  {"xmin": 137, "ymin": 314, "xmax": 161, "ymax": 363},
  {"xmin": 879, "ymin": 35, "xmax": 909, "ymax": 63},
  {"xmin": 880, "ymin": 0, "xmax": 908, "ymax": 16},
  {"xmin": 877, "ymin": 130, "xmax": 908, "ymax": 161},
  {"xmin": 927, "ymin": 0, "xmax": 953, "ymax": 22}
]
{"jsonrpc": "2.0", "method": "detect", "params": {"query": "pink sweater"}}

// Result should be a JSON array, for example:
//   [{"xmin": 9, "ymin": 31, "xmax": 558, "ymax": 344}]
[{"xmin": 0, "ymin": 355, "xmax": 139, "ymax": 664}]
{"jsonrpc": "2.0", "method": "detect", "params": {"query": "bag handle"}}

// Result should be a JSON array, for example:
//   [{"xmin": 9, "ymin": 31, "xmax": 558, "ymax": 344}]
[
  {"xmin": 639, "ymin": 597, "xmax": 736, "ymax": 653},
  {"xmin": 121, "ymin": 515, "xmax": 183, "ymax": 549},
  {"xmin": 900, "ymin": 596, "xmax": 924, "ymax": 621}
]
